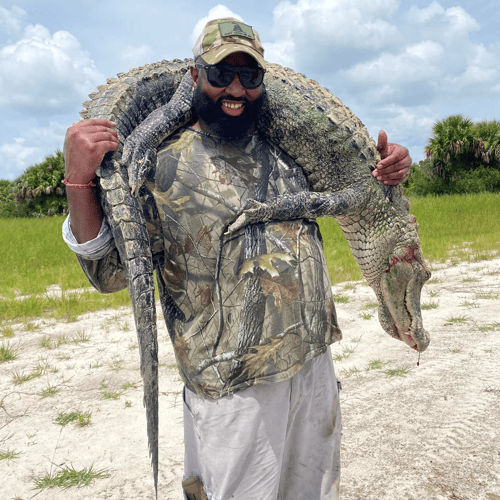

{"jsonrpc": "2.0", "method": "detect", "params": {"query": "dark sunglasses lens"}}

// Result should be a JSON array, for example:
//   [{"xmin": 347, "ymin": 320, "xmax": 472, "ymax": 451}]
[{"xmin": 206, "ymin": 65, "xmax": 264, "ymax": 89}]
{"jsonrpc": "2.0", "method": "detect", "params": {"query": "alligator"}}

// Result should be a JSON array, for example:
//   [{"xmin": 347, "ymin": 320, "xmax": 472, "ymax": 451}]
[{"xmin": 79, "ymin": 57, "xmax": 431, "ymax": 497}]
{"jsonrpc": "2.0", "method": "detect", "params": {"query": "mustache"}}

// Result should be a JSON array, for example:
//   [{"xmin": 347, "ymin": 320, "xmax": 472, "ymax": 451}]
[{"xmin": 217, "ymin": 96, "xmax": 249, "ymax": 104}]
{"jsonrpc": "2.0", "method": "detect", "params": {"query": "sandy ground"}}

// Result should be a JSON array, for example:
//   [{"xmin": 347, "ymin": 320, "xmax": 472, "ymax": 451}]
[{"xmin": 1, "ymin": 258, "xmax": 499, "ymax": 500}]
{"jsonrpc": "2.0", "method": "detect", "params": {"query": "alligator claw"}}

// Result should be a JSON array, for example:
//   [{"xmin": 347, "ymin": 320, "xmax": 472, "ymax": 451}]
[{"xmin": 226, "ymin": 200, "xmax": 267, "ymax": 234}]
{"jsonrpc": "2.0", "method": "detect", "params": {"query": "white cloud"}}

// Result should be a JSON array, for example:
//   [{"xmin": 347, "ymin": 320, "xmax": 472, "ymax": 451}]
[
  {"xmin": 0, "ymin": 121, "xmax": 67, "ymax": 180},
  {"xmin": 120, "ymin": 44, "xmax": 154, "ymax": 66},
  {"xmin": 0, "ymin": 5, "xmax": 26, "ymax": 36},
  {"xmin": 0, "ymin": 23, "xmax": 104, "ymax": 112},
  {"xmin": 0, "ymin": 138, "xmax": 39, "ymax": 178},
  {"xmin": 405, "ymin": 2, "xmax": 480, "ymax": 44},
  {"xmin": 341, "ymin": 40, "xmax": 445, "ymax": 91},
  {"xmin": 190, "ymin": 5, "xmax": 243, "ymax": 48},
  {"xmin": 270, "ymin": 0, "xmax": 402, "ymax": 72},
  {"xmin": 262, "ymin": 39, "xmax": 296, "ymax": 67}
]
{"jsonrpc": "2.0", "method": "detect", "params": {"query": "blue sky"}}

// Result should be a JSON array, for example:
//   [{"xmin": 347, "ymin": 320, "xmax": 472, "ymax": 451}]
[{"xmin": 1, "ymin": 0, "xmax": 499, "ymax": 180}]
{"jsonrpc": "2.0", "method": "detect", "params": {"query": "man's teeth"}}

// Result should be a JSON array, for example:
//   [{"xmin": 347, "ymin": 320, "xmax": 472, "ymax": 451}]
[{"xmin": 222, "ymin": 102, "xmax": 244, "ymax": 109}]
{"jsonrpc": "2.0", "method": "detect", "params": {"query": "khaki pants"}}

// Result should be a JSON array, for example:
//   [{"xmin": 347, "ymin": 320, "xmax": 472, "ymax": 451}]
[{"xmin": 182, "ymin": 347, "xmax": 341, "ymax": 500}]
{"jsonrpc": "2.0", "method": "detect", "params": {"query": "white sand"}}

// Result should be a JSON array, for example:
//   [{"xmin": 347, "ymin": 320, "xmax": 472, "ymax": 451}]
[{"xmin": 1, "ymin": 258, "xmax": 499, "ymax": 500}]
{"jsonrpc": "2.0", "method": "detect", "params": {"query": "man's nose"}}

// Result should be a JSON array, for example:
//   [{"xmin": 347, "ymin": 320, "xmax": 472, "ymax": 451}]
[{"xmin": 226, "ymin": 73, "xmax": 245, "ymax": 97}]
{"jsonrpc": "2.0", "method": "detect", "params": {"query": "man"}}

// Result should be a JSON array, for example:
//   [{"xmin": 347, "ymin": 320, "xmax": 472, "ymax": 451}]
[{"xmin": 63, "ymin": 18, "xmax": 412, "ymax": 500}]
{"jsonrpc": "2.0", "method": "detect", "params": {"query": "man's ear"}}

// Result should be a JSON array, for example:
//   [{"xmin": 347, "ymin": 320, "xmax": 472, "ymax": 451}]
[{"xmin": 190, "ymin": 66, "xmax": 199, "ymax": 89}]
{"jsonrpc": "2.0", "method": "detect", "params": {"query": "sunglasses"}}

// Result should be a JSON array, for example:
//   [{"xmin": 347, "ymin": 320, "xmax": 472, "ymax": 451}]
[{"xmin": 195, "ymin": 62, "xmax": 265, "ymax": 90}]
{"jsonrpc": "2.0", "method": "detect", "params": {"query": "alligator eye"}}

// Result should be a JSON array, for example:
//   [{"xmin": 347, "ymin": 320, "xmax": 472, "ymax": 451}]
[{"xmin": 425, "ymin": 271, "xmax": 431, "ymax": 280}]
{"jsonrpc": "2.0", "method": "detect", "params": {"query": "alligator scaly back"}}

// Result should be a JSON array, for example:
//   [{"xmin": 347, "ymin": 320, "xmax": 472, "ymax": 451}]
[{"xmin": 79, "ymin": 58, "xmax": 194, "ymax": 498}]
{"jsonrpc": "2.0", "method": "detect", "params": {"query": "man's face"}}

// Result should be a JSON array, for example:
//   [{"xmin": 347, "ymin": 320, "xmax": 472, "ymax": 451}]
[{"xmin": 191, "ymin": 52, "xmax": 265, "ymax": 140}]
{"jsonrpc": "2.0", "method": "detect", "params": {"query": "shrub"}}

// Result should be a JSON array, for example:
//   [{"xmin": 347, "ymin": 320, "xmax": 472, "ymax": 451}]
[{"xmin": 1, "ymin": 151, "xmax": 68, "ymax": 218}]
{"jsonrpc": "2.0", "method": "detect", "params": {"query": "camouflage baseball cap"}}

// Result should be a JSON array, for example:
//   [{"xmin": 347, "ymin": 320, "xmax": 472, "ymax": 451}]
[{"xmin": 192, "ymin": 17, "xmax": 266, "ymax": 68}]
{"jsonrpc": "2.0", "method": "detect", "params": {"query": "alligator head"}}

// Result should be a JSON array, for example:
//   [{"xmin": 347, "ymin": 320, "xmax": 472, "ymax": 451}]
[{"xmin": 376, "ymin": 245, "xmax": 431, "ymax": 352}]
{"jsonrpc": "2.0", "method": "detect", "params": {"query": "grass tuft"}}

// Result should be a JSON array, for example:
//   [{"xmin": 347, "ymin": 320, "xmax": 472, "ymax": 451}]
[
  {"xmin": 332, "ymin": 346, "xmax": 355, "ymax": 362},
  {"xmin": 446, "ymin": 315, "xmax": 468, "ymax": 324},
  {"xmin": 0, "ymin": 341, "xmax": 20, "ymax": 363},
  {"xmin": 56, "ymin": 411, "xmax": 92, "ymax": 427},
  {"xmin": 0, "ymin": 448, "xmax": 21, "ymax": 462},
  {"xmin": 366, "ymin": 359, "xmax": 389, "ymax": 371},
  {"xmin": 39, "ymin": 384, "xmax": 60, "ymax": 398},
  {"xmin": 11, "ymin": 368, "xmax": 42, "ymax": 385},
  {"xmin": 33, "ymin": 464, "xmax": 109, "ymax": 490},
  {"xmin": 338, "ymin": 366, "xmax": 361, "ymax": 378},
  {"xmin": 459, "ymin": 301, "xmax": 477, "ymax": 308},
  {"xmin": 421, "ymin": 300, "xmax": 439, "ymax": 310},
  {"xmin": 0, "ymin": 326, "xmax": 14, "ymax": 338},
  {"xmin": 475, "ymin": 292, "xmax": 499, "ymax": 300},
  {"xmin": 121, "ymin": 381, "xmax": 138, "ymax": 391},
  {"xmin": 426, "ymin": 277, "xmax": 442, "ymax": 284},
  {"xmin": 385, "ymin": 366, "xmax": 410, "ymax": 377},
  {"xmin": 73, "ymin": 330, "xmax": 91, "ymax": 344},
  {"xmin": 332, "ymin": 294, "xmax": 349, "ymax": 304}
]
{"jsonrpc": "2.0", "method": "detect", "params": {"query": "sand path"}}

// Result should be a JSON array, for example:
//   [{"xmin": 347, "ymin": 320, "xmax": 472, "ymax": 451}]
[{"xmin": 1, "ymin": 258, "xmax": 499, "ymax": 500}]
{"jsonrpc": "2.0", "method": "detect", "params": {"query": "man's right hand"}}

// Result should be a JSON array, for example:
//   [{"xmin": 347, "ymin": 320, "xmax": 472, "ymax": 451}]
[
  {"xmin": 63, "ymin": 120, "xmax": 119, "ymax": 244},
  {"xmin": 63, "ymin": 120, "xmax": 119, "ymax": 183}
]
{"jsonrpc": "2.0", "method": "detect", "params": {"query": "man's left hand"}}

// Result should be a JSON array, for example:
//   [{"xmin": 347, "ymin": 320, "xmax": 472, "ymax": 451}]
[{"xmin": 373, "ymin": 130, "xmax": 412, "ymax": 186}]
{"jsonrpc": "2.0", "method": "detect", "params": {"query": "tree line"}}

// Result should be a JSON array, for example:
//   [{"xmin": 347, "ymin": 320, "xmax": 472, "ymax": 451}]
[
  {"xmin": 404, "ymin": 115, "xmax": 500, "ymax": 196},
  {"xmin": 0, "ymin": 151, "xmax": 67, "ymax": 218},
  {"xmin": 1, "ymin": 114, "xmax": 499, "ymax": 218}
]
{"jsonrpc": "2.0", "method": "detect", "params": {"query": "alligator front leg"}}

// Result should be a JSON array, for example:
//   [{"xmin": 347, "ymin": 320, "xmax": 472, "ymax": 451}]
[
  {"xmin": 226, "ymin": 188, "xmax": 366, "ymax": 234},
  {"xmin": 121, "ymin": 70, "xmax": 195, "ymax": 196}
]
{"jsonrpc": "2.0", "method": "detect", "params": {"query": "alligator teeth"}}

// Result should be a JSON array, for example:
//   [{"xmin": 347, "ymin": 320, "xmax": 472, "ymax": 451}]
[{"xmin": 222, "ymin": 102, "xmax": 244, "ymax": 109}]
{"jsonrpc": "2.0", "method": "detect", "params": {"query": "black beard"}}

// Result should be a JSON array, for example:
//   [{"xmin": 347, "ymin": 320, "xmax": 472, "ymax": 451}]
[{"xmin": 192, "ymin": 84, "xmax": 265, "ymax": 140}]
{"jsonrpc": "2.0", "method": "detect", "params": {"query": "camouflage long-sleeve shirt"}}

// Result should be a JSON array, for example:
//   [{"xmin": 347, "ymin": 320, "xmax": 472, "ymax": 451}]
[{"xmin": 77, "ymin": 127, "xmax": 342, "ymax": 399}]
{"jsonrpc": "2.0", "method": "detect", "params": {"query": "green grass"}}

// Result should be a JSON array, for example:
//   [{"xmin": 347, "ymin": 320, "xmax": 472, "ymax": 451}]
[
  {"xmin": 478, "ymin": 322, "xmax": 500, "ymax": 332},
  {"xmin": 332, "ymin": 345, "xmax": 355, "ymax": 362},
  {"xmin": 121, "ymin": 381, "xmax": 138, "ymax": 390},
  {"xmin": 0, "ymin": 342, "xmax": 20, "ymax": 363},
  {"xmin": 338, "ymin": 366, "xmax": 361, "ymax": 378},
  {"xmin": 33, "ymin": 464, "xmax": 109, "ymax": 490},
  {"xmin": 446, "ymin": 315, "xmax": 469, "ymax": 324},
  {"xmin": 0, "ymin": 289, "xmax": 131, "ymax": 322},
  {"xmin": 332, "ymin": 293, "xmax": 349, "ymax": 303},
  {"xmin": 0, "ymin": 448, "xmax": 21, "ymax": 462},
  {"xmin": 0, "ymin": 325, "xmax": 15, "ymax": 338},
  {"xmin": 39, "ymin": 384, "xmax": 60, "ymax": 398},
  {"xmin": 460, "ymin": 301, "xmax": 477, "ymax": 308},
  {"xmin": 366, "ymin": 359, "xmax": 389, "ymax": 370},
  {"xmin": 385, "ymin": 366, "xmax": 411, "ymax": 377},
  {"xmin": 99, "ymin": 380, "xmax": 123, "ymax": 400},
  {"xmin": 55, "ymin": 411, "xmax": 92, "ymax": 427},
  {"xmin": 360, "ymin": 312, "xmax": 373, "ymax": 320},
  {"xmin": 421, "ymin": 300, "xmax": 439, "ymax": 310},
  {"xmin": 0, "ymin": 216, "xmax": 99, "ymax": 297},
  {"xmin": 11, "ymin": 367, "xmax": 43, "ymax": 385}
]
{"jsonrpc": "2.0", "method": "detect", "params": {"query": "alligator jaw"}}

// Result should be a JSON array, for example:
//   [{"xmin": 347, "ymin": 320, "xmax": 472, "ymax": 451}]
[{"xmin": 378, "ymin": 246, "xmax": 431, "ymax": 352}]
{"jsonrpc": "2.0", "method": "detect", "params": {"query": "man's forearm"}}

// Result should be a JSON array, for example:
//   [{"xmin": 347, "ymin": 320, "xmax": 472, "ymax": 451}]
[{"xmin": 67, "ymin": 187, "xmax": 103, "ymax": 243}]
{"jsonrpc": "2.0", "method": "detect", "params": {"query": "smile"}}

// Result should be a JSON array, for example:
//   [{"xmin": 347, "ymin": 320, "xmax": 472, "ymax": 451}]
[{"xmin": 222, "ymin": 102, "xmax": 244, "ymax": 109}]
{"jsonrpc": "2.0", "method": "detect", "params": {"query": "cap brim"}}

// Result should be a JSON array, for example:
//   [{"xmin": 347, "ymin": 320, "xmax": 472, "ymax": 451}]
[{"xmin": 202, "ymin": 43, "xmax": 266, "ymax": 69}]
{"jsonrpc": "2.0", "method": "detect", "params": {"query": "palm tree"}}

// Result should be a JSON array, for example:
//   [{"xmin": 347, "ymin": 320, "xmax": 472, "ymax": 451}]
[{"xmin": 425, "ymin": 115, "xmax": 500, "ymax": 182}]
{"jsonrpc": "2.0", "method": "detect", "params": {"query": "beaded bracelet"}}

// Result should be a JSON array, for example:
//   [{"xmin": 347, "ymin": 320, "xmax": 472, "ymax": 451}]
[{"xmin": 62, "ymin": 178, "xmax": 96, "ymax": 189}]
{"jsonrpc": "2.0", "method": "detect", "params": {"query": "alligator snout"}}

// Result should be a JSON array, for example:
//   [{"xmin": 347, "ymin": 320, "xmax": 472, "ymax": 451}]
[{"xmin": 378, "ymin": 246, "xmax": 431, "ymax": 353}]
